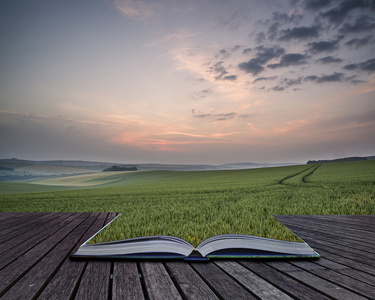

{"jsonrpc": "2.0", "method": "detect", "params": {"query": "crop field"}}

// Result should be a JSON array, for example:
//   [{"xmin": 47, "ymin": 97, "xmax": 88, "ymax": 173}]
[{"xmin": 1, "ymin": 160, "xmax": 374, "ymax": 247}]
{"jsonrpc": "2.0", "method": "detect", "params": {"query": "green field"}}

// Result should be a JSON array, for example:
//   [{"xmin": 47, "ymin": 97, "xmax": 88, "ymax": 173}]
[{"xmin": 1, "ymin": 160, "xmax": 374, "ymax": 247}]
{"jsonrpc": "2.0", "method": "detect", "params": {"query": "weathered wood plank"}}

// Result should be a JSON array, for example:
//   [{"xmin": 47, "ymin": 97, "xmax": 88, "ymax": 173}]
[
  {"xmin": 280, "ymin": 225, "xmax": 375, "ymax": 253},
  {"xmin": 302, "ymin": 239, "xmax": 375, "ymax": 268},
  {"xmin": 0, "ymin": 213, "xmax": 96, "ymax": 299},
  {"xmin": 140, "ymin": 262, "xmax": 182, "ymax": 300},
  {"xmin": 280, "ymin": 220, "xmax": 375, "ymax": 250},
  {"xmin": 240, "ymin": 261, "xmax": 331, "ymax": 300},
  {"xmin": 112, "ymin": 262, "xmax": 144, "ymax": 300},
  {"xmin": 75, "ymin": 260, "xmax": 111, "ymax": 300},
  {"xmin": 37, "ymin": 213, "xmax": 107, "ymax": 300},
  {"xmin": 0, "ymin": 213, "xmax": 52, "ymax": 240},
  {"xmin": 0, "ymin": 213, "xmax": 77, "ymax": 269},
  {"xmin": 276, "ymin": 216, "xmax": 375, "ymax": 245},
  {"xmin": 0, "ymin": 213, "xmax": 71, "ymax": 255},
  {"xmin": 0, "ymin": 213, "xmax": 87, "ymax": 296},
  {"xmin": 74, "ymin": 213, "xmax": 119, "ymax": 300},
  {"xmin": 0, "ymin": 212, "xmax": 21, "ymax": 222},
  {"xmin": 266, "ymin": 261, "xmax": 368, "ymax": 300},
  {"xmin": 311, "ymin": 269, "xmax": 375, "ymax": 299},
  {"xmin": 166, "ymin": 261, "xmax": 219, "ymax": 300},
  {"xmin": 0, "ymin": 212, "xmax": 37, "ymax": 228},
  {"xmin": 302, "ymin": 247, "xmax": 375, "ymax": 276},
  {"xmin": 215, "ymin": 260, "xmax": 293, "ymax": 300},
  {"xmin": 192, "ymin": 262, "xmax": 256, "ymax": 300},
  {"xmin": 292, "ymin": 258, "xmax": 375, "ymax": 287}
]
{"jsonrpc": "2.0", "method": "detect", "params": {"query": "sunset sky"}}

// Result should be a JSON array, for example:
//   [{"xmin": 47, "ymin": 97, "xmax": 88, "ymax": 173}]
[{"xmin": 1, "ymin": 0, "xmax": 374, "ymax": 164}]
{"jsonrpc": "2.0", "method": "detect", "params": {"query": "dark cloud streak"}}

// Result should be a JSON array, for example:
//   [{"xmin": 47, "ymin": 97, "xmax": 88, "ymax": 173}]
[
  {"xmin": 321, "ymin": 0, "xmax": 373, "ymax": 25},
  {"xmin": 268, "ymin": 53, "xmax": 308, "ymax": 69},
  {"xmin": 304, "ymin": 0, "xmax": 333, "ymax": 10},
  {"xmin": 304, "ymin": 72, "xmax": 345, "ymax": 83},
  {"xmin": 278, "ymin": 25, "xmax": 320, "ymax": 41},
  {"xmin": 253, "ymin": 76, "xmax": 277, "ymax": 83},
  {"xmin": 317, "ymin": 56, "xmax": 343, "ymax": 64},
  {"xmin": 344, "ymin": 36, "xmax": 373, "ymax": 49},
  {"xmin": 238, "ymin": 45, "xmax": 285, "ymax": 75},
  {"xmin": 307, "ymin": 39, "xmax": 341, "ymax": 53}
]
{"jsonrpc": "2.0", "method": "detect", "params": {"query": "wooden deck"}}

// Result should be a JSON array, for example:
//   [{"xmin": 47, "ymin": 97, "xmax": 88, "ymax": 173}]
[{"xmin": 0, "ymin": 213, "xmax": 374, "ymax": 299}]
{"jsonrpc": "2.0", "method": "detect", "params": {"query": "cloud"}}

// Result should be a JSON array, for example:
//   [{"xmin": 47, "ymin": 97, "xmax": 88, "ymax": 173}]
[
  {"xmin": 343, "ymin": 58, "xmax": 375, "ymax": 73},
  {"xmin": 321, "ymin": 0, "xmax": 372, "ymax": 25},
  {"xmin": 304, "ymin": 0, "xmax": 333, "ymax": 10},
  {"xmin": 339, "ymin": 15, "xmax": 375, "ymax": 34},
  {"xmin": 307, "ymin": 39, "xmax": 341, "ymax": 53},
  {"xmin": 238, "ymin": 46, "xmax": 285, "ymax": 76},
  {"xmin": 192, "ymin": 89, "xmax": 212, "ymax": 99},
  {"xmin": 360, "ymin": 58, "xmax": 375, "ymax": 72},
  {"xmin": 243, "ymin": 48, "xmax": 252, "ymax": 54},
  {"xmin": 304, "ymin": 75, "xmax": 319, "ymax": 81},
  {"xmin": 316, "ymin": 56, "xmax": 343, "ymax": 64},
  {"xmin": 210, "ymin": 61, "xmax": 228, "ymax": 80},
  {"xmin": 268, "ymin": 53, "xmax": 308, "ymax": 69},
  {"xmin": 278, "ymin": 25, "xmax": 320, "ymax": 41},
  {"xmin": 316, "ymin": 72, "xmax": 345, "ymax": 83},
  {"xmin": 255, "ymin": 46, "xmax": 286, "ymax": 64},
  {"xmin": 115, "ymin": 0, "xmax": 155, "ymax": 20},
  {"xmin": 304, "ymin": 72, "xmax": 345, "ymax": 83},
  {"xmin": 193, "ymin": 111, "xmax": 238, "ymax": 121},
  {"xmin": 344, "ymin": 35, "xmax": 373, "ymax": 49},
  {"xmin": 343, "ymin": 63, "xmax": 358, "ymax": 70},
  {"xmin": 266, "ymin": 11, "xmax": 303, "ymax": 40},
  {"xmin": 222, "ymin": 75, "xmax": 238, "ymax": 81},
  {"xmin": 265, "ymin": 77, "xmax": 302, "ymax": 92},
  {"xmin": 271, "ymin": 12, "xmax": 303, "ymax": 24},
  {"xmin": 209, "ymin": 61, "xmax": 237, "ymax": 81},
  {"xmin": 255, "ymin": 32, "xmax": 266, "ymax": 44},
  {"xmin": 282, "ymin": 77, "xmax": 302, "ymax": 86},
  {"xmin": 216, "ymin": 45, "xmax": 243, "ymax": 59},
  {"xmin": 238, "ymin": 59, "xmax": 264, "ymax": 76},
  {"xmin": 269, "ymin": 86, "xmax": 285, "ymax": 92},
  {"xmin": 252, "ymin": 76, "xmax": 277, "ymax": 83},
  {"xmin": 345, "ymin": 75, "xmax": 367, "ymax": 84}
]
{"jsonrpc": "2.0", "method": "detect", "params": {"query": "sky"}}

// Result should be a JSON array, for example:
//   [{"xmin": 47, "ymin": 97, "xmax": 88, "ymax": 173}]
[{"xmin": 1, "ymin": 0, "xmax": 374, "ymax": 165}]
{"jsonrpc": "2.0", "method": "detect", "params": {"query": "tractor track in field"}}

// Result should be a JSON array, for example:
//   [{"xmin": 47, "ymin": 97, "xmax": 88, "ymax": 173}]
[
  {"xmin": 302, "ymin": 164, "xmax": 321, "ymax": 183},
  {"xmin": 278, "ymin": 164, "xmax": 321, "ymax": 185}
]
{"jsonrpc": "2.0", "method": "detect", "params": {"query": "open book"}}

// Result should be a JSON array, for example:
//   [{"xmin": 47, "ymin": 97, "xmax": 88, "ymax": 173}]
[{"xmin": 72, "ymin": 215, "xmax": 320, "ymax": 260}]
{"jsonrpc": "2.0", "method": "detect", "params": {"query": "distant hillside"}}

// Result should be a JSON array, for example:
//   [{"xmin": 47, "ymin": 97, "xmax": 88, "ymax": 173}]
[{"xmin": 307, "ymin": 156, "xmax": 373, "ymax": 164}]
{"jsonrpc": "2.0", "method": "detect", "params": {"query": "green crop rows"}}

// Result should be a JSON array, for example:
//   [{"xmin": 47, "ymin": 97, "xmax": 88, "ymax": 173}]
[{"xmin": 1, "ymin": 160, "xmax": 374, "ymax": 247}]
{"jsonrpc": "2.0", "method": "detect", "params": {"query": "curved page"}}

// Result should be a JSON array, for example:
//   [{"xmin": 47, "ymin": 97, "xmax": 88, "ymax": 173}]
[
  {"xmin": 73, "ymin": 235, "xmax": 195, "ymax": 258},
  {"xmin": 196, "ymin": 234, "xmax": 318, "ymax": 257}
]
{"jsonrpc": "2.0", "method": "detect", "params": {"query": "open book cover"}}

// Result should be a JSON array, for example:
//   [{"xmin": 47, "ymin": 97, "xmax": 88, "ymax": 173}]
[{"xmin": 72, "ymin": 214, "xmax": 320, "ymax": 261}]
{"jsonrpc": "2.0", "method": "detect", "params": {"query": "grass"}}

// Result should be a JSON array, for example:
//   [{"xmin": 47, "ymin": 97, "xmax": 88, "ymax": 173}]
[{"xmin": 1, "ymin": 160, "xmax": 374, "ymax": 247}]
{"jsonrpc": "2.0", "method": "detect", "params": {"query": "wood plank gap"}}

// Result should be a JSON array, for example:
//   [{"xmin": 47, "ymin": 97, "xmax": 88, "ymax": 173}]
[
  {"xmin": 137, "ymin": 261, "xmax": 149, "ymax": 300},
  {"xmin": 191, "ymin": 262, "xmax": 256, "ymax": 300},
  {"xmin": 108, "ymin": 261, "xmax": 114, "ymax": 300},
  {"xmin": 162, "ymin": 262, "xmax": 187, "ymax": 300},
  {"xmin": 165, "ymin": 262, "xmax": 219, "ymax": 300}
]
